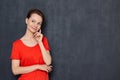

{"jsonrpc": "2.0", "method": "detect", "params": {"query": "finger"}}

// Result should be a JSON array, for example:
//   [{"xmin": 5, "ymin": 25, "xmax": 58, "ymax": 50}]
[
  {"xmin": 46, "ymin": 69, "xmax": 50, "ymax": 72},
  {"xmin": 34, "ymin": 33, "xmax": 40, "ymax": 38},
  {"xmin": 48, "ymin": 67, "xmax": 52, "ymax": 72},
  {"xmin": 33, "ymin": 32, "xmax": 37, "ymax": 37},
  {"xmin": 49, "ymin": 65, "xmax": 53, "ymax": 68},
  {"xmin": 46, "ymin": 69, "xmax": 49, "ymax": 72},
  {"xmin": 38, "ymin": 29, "xmax": 41, "ymax": 33},
  {"xmin": 48, "ymin": 68, "xmax": 52, "ymax": 72},
  {"xmin": 48, "ymin": 68, "xmax": 51, "ymax": 72}
]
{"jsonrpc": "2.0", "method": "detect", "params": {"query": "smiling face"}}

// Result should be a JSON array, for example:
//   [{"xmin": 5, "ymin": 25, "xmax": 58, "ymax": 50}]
[{"xmin": 26, "ymin": 13, "xmax": 43, "ymax": 33}]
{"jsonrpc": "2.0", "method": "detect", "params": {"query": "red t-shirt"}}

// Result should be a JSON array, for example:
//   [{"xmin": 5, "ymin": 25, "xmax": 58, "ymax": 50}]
[{"xmin": 10, "ymin": 37, "xmax": 50, "ymax": 80}]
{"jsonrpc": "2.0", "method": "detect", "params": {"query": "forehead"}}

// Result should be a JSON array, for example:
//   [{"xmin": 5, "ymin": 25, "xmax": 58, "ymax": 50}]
[{"xmin": 30, "ymin": 13, "xmax": 43, "ymax": 21}]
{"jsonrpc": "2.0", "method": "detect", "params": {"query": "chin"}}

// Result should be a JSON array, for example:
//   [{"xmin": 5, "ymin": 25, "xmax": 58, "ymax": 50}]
[
  {"xmin": 29, "ymin": 30, "xmax": 36, "ymax": 34},
  {"xmin": 31, "ymin": 29, "xmax": 37, "ymax": 32}
]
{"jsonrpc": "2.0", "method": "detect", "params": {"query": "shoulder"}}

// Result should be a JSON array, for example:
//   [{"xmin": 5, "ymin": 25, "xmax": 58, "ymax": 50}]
[
  {"xmin": 12, "ymin": 39, "xmax": 21, "ymax": 46},
  {"xmin": 42, "ymin": 36, "xmax": 49, "ymax": 41},
  {"xmin": 43, "ymin": 36, "xmax": 47, "ymax": 40}
]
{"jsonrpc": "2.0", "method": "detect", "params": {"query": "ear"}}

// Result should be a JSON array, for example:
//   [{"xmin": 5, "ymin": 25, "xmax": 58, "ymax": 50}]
[{"xmin": 25, "ymin": 18, "xmax": 28, "ymax": 24}]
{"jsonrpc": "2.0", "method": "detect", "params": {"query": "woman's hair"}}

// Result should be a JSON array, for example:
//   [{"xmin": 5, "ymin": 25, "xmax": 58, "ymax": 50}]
[{"xmin": 27, "ymin": 9, "xmax": 44, "ymax": 21}]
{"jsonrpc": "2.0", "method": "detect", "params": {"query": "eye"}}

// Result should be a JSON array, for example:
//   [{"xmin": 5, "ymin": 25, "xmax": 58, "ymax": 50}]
[
  {"xmin": 37, "ymin": 23, "xmax": 42, "ymax": 26},
  {"xmin": 31, "ymin": 20, "xmax": 35, "ymax": 23}
]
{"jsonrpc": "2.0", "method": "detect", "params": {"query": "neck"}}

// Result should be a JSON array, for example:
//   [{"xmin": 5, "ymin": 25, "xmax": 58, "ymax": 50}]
[{"xmin": 24, "ymin": 29, "xmax": 34, "ymax": 39}]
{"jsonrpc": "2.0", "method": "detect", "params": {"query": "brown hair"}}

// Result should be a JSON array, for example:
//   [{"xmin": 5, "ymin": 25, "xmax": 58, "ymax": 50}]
[{"xmin": 27, "ymin": 9, "xmax": 44, "ymax": 21}]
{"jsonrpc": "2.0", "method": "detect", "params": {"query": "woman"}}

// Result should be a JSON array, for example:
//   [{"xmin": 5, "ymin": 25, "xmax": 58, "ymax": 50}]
[{"xmin": 10, "ymin": 9, "xmax": 52, "ymax": 80}]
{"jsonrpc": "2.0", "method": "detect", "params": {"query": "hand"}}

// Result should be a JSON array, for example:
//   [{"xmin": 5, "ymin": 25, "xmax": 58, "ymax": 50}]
[
  {"xmin": 33, "ymin": 31, "xmax": 43, "ymax": 43},
  {"xmin": 38, "ymin": 64, "xmax": 53, "ymax": 72}
]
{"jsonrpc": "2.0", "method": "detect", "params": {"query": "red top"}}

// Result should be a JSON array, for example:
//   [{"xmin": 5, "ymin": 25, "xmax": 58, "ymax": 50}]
[{"xmin": 10, "ymin": 37, "xmax": 50, "ymax": 80}]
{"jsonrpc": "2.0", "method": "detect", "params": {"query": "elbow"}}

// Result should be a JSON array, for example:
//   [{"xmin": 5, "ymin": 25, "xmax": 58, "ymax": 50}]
[
  {"xmin": 46, "ymin": 62, "xmax": 51, "ymax": 66},
  {"xmin": 12, "ymin": 72, "xmax": 17, "ymax": 75},
  {"xmin": 12, "ymin": 70, "xmax": 18, "ymax": 75},
  {"xmin": 46, "ymin": 59, "xmax": 52, "ymax": 65},
  {"xmin": 12, "ymin": 68, "xmax": 19, "ymax": 75}
]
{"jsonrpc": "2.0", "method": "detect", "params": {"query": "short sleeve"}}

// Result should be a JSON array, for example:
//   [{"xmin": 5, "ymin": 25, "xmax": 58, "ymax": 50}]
[
  {"xmin": 10, "ymin": 41, "xmax": 21, "ymax": 60},
  {"xmin": 42, "ymin": 37, "xmax": 50, "ymax": 51}
]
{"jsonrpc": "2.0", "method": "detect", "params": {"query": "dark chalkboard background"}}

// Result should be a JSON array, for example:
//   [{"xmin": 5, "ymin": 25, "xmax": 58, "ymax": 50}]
[{"xmin": 0, "ymin": 0, "xmax": 120, "ymax": 80}]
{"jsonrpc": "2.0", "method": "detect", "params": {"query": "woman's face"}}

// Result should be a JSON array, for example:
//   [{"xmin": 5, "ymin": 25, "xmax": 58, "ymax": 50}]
[{"xmin": 26, "ymin": 13, "xmax": 43, "ymax": 33}]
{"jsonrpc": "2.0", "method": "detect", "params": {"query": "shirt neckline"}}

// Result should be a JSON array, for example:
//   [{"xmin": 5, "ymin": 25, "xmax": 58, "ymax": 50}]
[{"xmin": 19, "ymin": 39, "xmax": 38, "ymax": 48}]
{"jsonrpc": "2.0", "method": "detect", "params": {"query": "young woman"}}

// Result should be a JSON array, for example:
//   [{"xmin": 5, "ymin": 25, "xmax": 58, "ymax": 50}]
[{"xmin": 10, "ymin": 9, "xmax": 52, "ymax": 80}]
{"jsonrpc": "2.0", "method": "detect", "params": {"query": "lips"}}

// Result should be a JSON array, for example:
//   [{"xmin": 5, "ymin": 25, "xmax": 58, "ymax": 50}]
[{"xmin": 32, "ymin": 26, "xmax": 37, "ymax": 31}]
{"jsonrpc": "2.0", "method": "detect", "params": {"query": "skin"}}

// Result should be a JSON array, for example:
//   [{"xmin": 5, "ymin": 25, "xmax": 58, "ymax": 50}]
[{"xmin": 11, "ymin": 13, "xmax": 52, "ymax": 75}]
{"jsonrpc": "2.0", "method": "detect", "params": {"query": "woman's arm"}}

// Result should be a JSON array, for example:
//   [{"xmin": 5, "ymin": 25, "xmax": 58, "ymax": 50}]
[
  {"xmin": 38, "ymin": 42, "xmax": 52, "ymax": 65},
  {"xmin": 33, "ymin": 32, "xmax": 52, "ymax": 65},
  {"xmin": 12, "ymin": 60, "xmax": 52, "ymax": 75}
]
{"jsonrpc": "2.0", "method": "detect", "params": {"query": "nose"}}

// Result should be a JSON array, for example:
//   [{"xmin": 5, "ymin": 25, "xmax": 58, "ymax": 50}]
[{"xmin": 34, "ymin": 23, "xmax": 38, "ymax": 27}]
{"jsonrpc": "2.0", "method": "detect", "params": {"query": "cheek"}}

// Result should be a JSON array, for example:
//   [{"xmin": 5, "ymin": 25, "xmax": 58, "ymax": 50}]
[
  {"xmin": 38, "ymin": 26, "xmax": 41, "ymax": 29},
  {"xmin": 26, "ymin": 21, "xmax": 32, "ymax": 26},
  {"xmin": 35, "ymin": 26, "xmax": 40, "ymax": 32}
]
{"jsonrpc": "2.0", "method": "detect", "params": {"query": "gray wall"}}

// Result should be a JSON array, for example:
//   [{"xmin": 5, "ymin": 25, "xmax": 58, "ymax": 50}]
[{"xmin": 0, "ymin": 0, "xmax": 120, "ymax": 80}]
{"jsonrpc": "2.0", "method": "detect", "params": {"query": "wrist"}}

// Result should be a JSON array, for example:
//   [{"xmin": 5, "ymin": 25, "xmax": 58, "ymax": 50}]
[
  {"xmin": 38, "ymin": 41, "xmax": 43, "ymax": 45},
  {"xmin": 37, "ymin": 64, "xmax": 47, "ymax": 69},
  {"xmin": 34, "ymin": 65, "xmax": 40, "ymax": 70}
]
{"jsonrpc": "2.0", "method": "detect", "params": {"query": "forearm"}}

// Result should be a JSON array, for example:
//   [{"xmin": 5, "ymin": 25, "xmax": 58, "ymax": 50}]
[
  {"xmin": 12, "ymin": 65, "xmax": 39, "ymax": 75},
  {"xmin": 38, "ymin": 42, "xmax": 52, "ymax": 65}
]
